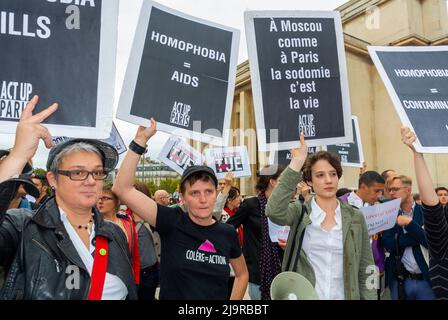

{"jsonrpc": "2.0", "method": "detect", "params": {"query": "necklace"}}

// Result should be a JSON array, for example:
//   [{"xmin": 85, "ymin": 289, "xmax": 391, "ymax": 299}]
[{"xmin": 70, "ymin": 214, "xmax": 94, "ymax": 235}]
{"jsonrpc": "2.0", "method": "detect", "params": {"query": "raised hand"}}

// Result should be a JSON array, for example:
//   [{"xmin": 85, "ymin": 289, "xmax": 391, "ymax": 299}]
[
  {"xmin": 1, "ymin": 96, "xmax": 58, "ymax": 182},
  {"xmin": 224, "ymin": 172, "xmax": 233, "ymax": 187},
  {"xmin": 134, "ymin": 117, "xmax": 157, "ymax": 146},
  {"xmin": 9, "ymin": 95, "xmax": 58, "ymax": 160},
  {"xmin": 359, "ymin": 161, "xmax": 367, "ymax": 176},
  {"xmin": 401, "ymin": 127, "xmax": 417, "ymax": 152},
  {"xmin": 289, "ymin": 133, "xmax": 308, "ymax": 172}
]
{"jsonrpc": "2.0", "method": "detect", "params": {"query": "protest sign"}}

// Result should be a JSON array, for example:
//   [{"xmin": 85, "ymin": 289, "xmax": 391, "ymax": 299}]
[
  {"xmin": 52, "ymin": 122, "xmax": 127, "ymax": 155},
  {"xmin": 204, "ymin": 146, "xmax": 251, "ymax": 179},
  {"xmin": 369, "ymin": 46, "xmax": 448, "ymax": 153},
  {"xmin": 269, "ymin": 147, "xmax": 320, "ymax": 168},
  {"xmin": 245, "ymin": 10, "xmax": 352, "ymax": 151},
  {"xmin": 116, "ymin": 0, "xmax": 239, "ymax": 146},
  {"xmin": 359, "ymin": 198, "xmax": 400, "ymax": 236},
  {"xmin": 0, "ymin": 0, "xmax": 118, "ymax": 138},
  {"xmin": 323, "ymin": 116, "xmax": 364, "ymax": 167},
  {"xmin": 158, "ymin": 136, "xmax": 203, "ymax": 175},
  {"xmin": 268, "ymin": 219, "xmax": 290, "ymax": 243}
]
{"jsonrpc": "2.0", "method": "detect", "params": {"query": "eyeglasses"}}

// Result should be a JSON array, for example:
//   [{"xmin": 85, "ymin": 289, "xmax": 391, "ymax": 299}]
[
  {"xmin": 99, "ymin": 196, "xmax": 114, "ymax": 201},
  {"xmin": 388, "ymin": 187, "xmax": 406, "ymax": 193},
  {"xmin": 57, "ymin": 169, "xmax": 108, "ymax": 181}
]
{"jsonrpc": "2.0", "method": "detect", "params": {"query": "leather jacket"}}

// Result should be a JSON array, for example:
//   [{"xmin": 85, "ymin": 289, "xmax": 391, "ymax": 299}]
[{"xmin": 0, "ymin": 197, "xmax": 138, "ymax": 300}]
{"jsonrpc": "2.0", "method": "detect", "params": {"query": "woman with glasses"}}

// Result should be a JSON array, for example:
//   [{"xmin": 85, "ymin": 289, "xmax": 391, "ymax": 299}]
[
  {"xmin": 97, "ymin": 186, "xmax": 141, "ymax": 287},
  {"xmin": 0, "ymin": 96, "xmax": 137, "ymax": 300}
]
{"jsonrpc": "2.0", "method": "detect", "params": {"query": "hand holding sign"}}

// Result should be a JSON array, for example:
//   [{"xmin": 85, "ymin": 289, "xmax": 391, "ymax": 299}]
[
  {"xmin": 134, "ymin": 117, "xmax": 157, "ymax": 147},
  {"xmin": 289, "ymin": 133, "xmax": 308, "ymax": 173},
  {"xmin": 401, "ymin": 127, "xmax": 417, "ymax": 152}
]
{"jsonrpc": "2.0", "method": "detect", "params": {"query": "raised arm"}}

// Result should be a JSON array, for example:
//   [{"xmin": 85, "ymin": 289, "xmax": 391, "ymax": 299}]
[
  {"xmin": 266, "ymin": 134, "xmax": 308, "ymax": 226},
  {"xmin": 112, "ymin": 119, "xmax": 158, "ymax": 227},
  {"xmin": 212, "ymin": 172, "xmax": 233, "ymax": 220},
  {"xmin": 0, "ymin": 95, "xmax": 57, "ymax": 183},
  {"xmin": 402, "ymin": 127, "xmax": 448, "ymax": 259},
  {"xmin": 401, "ymin": 127, "xmax": 438, "ymax": 206}
]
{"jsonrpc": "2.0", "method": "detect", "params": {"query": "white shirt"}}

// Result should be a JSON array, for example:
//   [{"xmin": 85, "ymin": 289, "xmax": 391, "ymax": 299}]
[
  {"xmin": 346, "ymin": 191, "xmax": 370, "ymax": 209},
  {"xmin": 59, "ymin": 209, "xmax": 128, "ymax": 300},
  {"xmin": 302, "ymin": 198, "xmax": 344, "ymax": 300},
  {"xmin": 400, "ymin": 202, "xmax": 422, "ymax": 274}
]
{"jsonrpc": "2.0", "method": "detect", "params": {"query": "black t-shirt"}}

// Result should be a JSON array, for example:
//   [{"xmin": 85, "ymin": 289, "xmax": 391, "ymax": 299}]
[{"xmin": 156, "ymin": 205, "xmax": 242, "ymax": 300}]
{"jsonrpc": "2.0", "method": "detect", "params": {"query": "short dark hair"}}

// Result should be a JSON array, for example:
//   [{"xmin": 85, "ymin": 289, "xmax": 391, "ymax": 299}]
[
  {"xmin": 102, "ymin": 185, "xmax": 119, "ymax": 202},
  {"xmin": 180, "ymin": 172, "xmax": 216, "ymax": 194},
  {"xmin": 33, "ymin": 173, "xmax": 49, "ymax": 187},
  {"xmin": 255, "ymin": 165, "xmax": 285, "ymax": 193},
  {"xmin": 134, "ymin": 182, "xmax": 152, "ymax": 198},
  {"xmin": 336, "ymin": 188, "xmax": 352, "ymax": 198},
  {"xmin": 435, "ymin": 187, "xmax": 448, "ymax": 194},
  {"xmin": 228, "ymin": 186, "xmax": 240, "ymax": 201},
  {"xmin": 302, "ymin": 151, "xmax": 342, "ymax": 182},
  {"xmin": 358, "ymin": 171, "xmax": 385, "ymax": 188}
]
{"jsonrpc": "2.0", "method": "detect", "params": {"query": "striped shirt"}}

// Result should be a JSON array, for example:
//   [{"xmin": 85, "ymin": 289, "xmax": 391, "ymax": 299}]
[{"xmin": 422, "ymin": 203, "xmax": 448, "ymax": 300}]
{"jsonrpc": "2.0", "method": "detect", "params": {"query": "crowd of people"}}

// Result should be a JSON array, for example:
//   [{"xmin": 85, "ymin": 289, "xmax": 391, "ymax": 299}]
[{"xmin": 0, "ymin": 97, "xmax": 447, "ymax": 300}]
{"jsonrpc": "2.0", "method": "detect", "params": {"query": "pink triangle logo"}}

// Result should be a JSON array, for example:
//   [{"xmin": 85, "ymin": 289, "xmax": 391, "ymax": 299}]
[{"xmin": 198, "ymin": 240, "xmax": 217, "ymax": 253}]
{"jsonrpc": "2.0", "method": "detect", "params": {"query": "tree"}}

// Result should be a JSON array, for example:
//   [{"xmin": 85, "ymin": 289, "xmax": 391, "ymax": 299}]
[{"xmin": 158, "ymin": 178, "xmax": 180, "ymax": 194}]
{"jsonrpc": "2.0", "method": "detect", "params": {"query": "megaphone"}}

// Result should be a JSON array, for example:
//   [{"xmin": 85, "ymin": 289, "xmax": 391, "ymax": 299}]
[{"xmin": 270, "ymin": 271, "xmax": 319, "ymax": 300}]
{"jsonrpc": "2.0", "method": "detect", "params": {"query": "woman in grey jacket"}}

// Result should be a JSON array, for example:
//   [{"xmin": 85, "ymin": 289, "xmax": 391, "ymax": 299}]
[{"xmin": 266, "ymin": 134, "xmax": 376, "ymax": 300}]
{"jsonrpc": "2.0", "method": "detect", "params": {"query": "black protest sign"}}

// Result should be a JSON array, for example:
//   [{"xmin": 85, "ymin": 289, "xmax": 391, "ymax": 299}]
[
  {"xmin": 117, "ymin": 1, "xmax": 239, "ymax": 146},
  {"xmin": 245, "ymin": 11, "xmax": 352, "ymax": 151},
  {"xmin": 270, "ymin": 147, "xmax": 319, "ymax": 168},
  {"xmin": 0, "ymin": 0, "xmax": 118, "ymax": 138},
  {"xmin": 369, "ymin": 46, "xmax": 448, "ymax": 153},
  {"xmin": 324, "ymin": 116, "xmax": 364, "ymax": 167}
]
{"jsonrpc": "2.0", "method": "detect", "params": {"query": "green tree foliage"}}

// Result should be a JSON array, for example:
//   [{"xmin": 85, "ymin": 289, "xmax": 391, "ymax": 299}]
[{"xmin": 159, "ymin": 178, "xmax": 180, "ymax": 194}]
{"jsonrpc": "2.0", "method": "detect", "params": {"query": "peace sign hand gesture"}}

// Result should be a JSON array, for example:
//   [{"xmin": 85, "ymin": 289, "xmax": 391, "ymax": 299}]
[{"xmin": 9, "ymin": 95, "xmax": 58, "ymax": 161}]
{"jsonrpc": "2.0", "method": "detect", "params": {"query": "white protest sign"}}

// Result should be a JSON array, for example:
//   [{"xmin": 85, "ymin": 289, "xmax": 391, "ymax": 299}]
[
  {"xmin": 369, "ymin": 46, "xmax": 448, "ymax": 153},
  {"xmin": 268, "ymin": 219, "xmax": 290, "ymax": 243},
  {"xmin": 0, "ymin": 0, "xmax": 118, "ymax": 139},
  {"xmin": 360, "ymin": 198, "xmax": 401, "ymax": 236},
  {"xmin": 52, "ymin": 123, "xmax": 127, "ymax": 155},
  {"xmin": 204, "ymin": 146, "xmax": 251, "ymax": 179},
  {"xmin": 158, "ymin": 136, "xmax": 203, "ymax": 175}
]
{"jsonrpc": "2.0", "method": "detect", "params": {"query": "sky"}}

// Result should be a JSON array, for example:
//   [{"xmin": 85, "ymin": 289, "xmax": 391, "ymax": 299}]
[{"xmin": 0, "ymin": 0, "xmax": 350, "ymax": 170}]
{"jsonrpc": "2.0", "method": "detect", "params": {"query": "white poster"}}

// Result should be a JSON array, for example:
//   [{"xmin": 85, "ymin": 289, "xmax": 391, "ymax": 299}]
[
  {"xmin": 360, "ymin": 198, "xmax": 401, "ymax": 236},
  {"xmin": 204, "ymin": 146, "xmax": 251, "ymax": 179},
  {"xmin": 268, "ymin": 219, "xmax": 290, "ymax": 243},
  {"xmin": 158, "ymin": 136, "xmax": 203, "ymax": 175}
]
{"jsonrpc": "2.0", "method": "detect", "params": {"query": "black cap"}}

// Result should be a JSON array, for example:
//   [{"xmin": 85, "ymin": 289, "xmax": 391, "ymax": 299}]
[
  {"xmin": 46, "ymin": 138, "xmax": 118, "ymax": 173},
  {"xmin": 0, "ymin": 174, "xmax": 40, "ymax": 198},
  {"xmin": 180, "ymin": 165, "xmax": 218, "ymax": 187},
  {"xmin": 0, "ymin": 149, "xmax": 34, "ymax": 175}
]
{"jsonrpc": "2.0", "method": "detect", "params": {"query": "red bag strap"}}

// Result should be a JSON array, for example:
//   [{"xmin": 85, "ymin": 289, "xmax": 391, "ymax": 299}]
[{"xmin": 87, "ymin": 236, "xmax": 109, "ymax": 300}]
